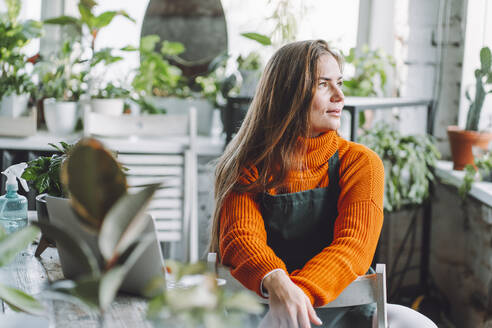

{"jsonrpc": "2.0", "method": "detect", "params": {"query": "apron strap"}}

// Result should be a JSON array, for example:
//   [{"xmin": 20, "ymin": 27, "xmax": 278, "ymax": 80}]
[{"xmin": 328, "ymin": 150, "xmax": 341, "ymax": 193}]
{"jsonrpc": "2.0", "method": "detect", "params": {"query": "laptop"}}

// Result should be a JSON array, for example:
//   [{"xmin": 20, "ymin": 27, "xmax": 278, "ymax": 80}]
[{"xmin": 45, "ymin": 195, "xmax": 166, "ymax": 297}]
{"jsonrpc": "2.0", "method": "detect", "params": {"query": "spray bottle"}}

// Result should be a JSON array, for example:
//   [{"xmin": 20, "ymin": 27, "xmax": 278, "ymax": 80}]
[{"xmin": 0, "ymin": 163, "xmax": 29, "ymax": 234}]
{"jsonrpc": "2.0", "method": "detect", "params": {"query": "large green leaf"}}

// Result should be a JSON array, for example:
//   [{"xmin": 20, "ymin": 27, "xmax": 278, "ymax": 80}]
[
  {"xmin": 33, "ymin": 222, "xmax": 100, "ymax": 277},
  {"xmin": 240, "ymin": 32, "xmax": 271, "ymax": 46},
  {"xmin": 0, "ymin": 283, "xmax": 44, "ymax": 316},
  {"xmin": 98, "ymin": 183, "xmax": 160, "ymax": 262},
  {"xmin": 61, "ymin": 138, "xmax": 127, "ymax": 231},
  {"xmin": 0, "ymin": 226, "xmax": 39, "ymax": 267},
  {"xmin": 99, "ymin": 233, "xmax": 154, "ymax": 310}
]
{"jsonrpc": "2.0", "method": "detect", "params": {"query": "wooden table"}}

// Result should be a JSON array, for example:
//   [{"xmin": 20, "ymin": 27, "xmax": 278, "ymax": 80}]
[{"xmin": 0, "ymin": 241, "xmax": 152, "ymax": 327}]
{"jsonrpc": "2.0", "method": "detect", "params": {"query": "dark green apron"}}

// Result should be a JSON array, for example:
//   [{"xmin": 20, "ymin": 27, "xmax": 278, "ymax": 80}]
[{"xmin": 259, "ymin": 151, "xmax": 374, "ymax": 327}]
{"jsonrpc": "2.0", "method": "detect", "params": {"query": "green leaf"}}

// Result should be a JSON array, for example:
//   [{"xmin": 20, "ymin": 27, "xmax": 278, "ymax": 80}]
[
  {"xmin": 480, "ymin": 47, "xmax": 491, "ymax": 73},
  {"xmin": 115, "ymin": 10, "xmax": 135, "ymax": 23},
  {"xmin": 120, "ymin": 45, "xmax": 138, "ymax": 51},
  {"xmin": 241, "ymin": 32, "xmax": 271, "ymax": 46},
  {"xmin": 98, "ymin": 183, "xmax": 160, "ymax": 261},
  {"xmin": 61, "ymin": 138, "xmax": 127, "ymax": 231},
  {"xmin": 0, "ymin": 226, "xmax": 39, "ymax": 267},
  {"xmin": 44, "ymin": 15, "xmax": 80, "ymax": 27},
  {"xmin": 93, "ymin": 11, "xmax": 117, "ymax": 29},
  {"xmin": 140, "ymin": 35, "xmax": 160, "ymax": 53},
  {"xmin": 0, "ymin": 283, "xmax": 44, "ymax": 315},
  {"xmin": 32, "ymin": 222, "xmax": 100, "ymax": 277},
  {"xmin": 78, "ymin": 3, "xmax": 94, "ymax": 28},
  {"xmin": 98, "ymin": 266, "xmax": 126, "ymax": 311},
  {"xmin": 99, "ymin": 233, "xmax": 154, "ymax": 310},
  {"xmin": 161, "ymin": 41, "xmax": 185, "ymax": 56}
]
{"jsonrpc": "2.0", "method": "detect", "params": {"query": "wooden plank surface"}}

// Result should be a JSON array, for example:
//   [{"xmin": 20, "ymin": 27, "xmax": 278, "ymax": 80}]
[{"xmin": 0, "ymin": 242, "xmax": 152, "ymax": 327}]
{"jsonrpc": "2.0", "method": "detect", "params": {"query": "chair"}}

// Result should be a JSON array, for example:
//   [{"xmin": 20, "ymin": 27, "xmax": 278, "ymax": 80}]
[
  {"xmin": 207, "ymin": 253, "xmax": 388, "ymax": 328},
  {"xmin": 83, "ymin": 107, "xmax": 199, "ymax": 263}
]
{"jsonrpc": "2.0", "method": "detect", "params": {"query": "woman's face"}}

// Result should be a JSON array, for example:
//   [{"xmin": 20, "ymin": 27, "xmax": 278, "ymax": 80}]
[{"xmin": 308, "ymin": 54, "xmax": 344, "ymax": 137}]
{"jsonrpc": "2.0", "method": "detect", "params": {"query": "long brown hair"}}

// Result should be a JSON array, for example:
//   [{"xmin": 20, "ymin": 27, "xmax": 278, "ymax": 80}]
[{"xmin": 209, "ymin": 40, "xmax": 343, "ymax": 257}]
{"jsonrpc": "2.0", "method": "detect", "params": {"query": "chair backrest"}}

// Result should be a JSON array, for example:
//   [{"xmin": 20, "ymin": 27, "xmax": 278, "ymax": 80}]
[
  {"xmin": 207, "ymin": 252, "xmax": 388, "ymax": 328},
  {"xmin": 83, "ymin": 107, "xmax": 199, "ymax": 263}
]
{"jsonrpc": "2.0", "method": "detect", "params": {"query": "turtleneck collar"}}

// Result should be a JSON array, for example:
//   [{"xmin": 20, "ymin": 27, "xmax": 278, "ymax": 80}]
[{"xmin": 298, "ymin": 130, "xmax": 339, "ymax": 171}]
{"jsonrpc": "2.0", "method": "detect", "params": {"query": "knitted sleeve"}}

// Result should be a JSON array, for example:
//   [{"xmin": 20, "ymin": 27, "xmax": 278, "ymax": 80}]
[
  {"xmin": 219, "ymin": 168, "xmax": 288, "ymax": 296},
  {"xmin": 290, "ymin": 145, "xmax": 385, "ymax": 307}
]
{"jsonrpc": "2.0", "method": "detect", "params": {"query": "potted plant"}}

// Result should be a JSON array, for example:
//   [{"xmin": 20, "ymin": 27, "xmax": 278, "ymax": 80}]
[
  {"xmin": 34, "ymin": 41, "xmax": 86, "ymax": 135},
  {"xmin": 21, "ymin": 141, "xmax": 74, "ymax": 256},
  {"xmin": 459, "ymin": 151, "xmax": 492, "ymax": 198},
  {"xmin": 359, "ymin": 122, "xmax": 440, "ymax": 297},
  {"xmin": 0, "ymin": 0, "xmax": 42, "ymax": 118},
  {"xmin": 32, "ymin": 137, "xmax": 161, "ymax": 322},
  {"xmin": 90, "ymin": 82, "xmax": 129, "ymax": 116},
  {"xmin": 129, "ymin": 35, "xmax": 219, "ymax": 135},
  {"xmin": 448, "ymin": 46, "xmax": 492, "ymax": 170}
]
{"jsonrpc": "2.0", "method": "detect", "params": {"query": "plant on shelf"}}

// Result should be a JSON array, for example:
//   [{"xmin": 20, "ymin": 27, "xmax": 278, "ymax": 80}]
[
  {"xmin": 342, "ymin": 45, "xmax": 396, "ymax": 128},
  {"xmin": 198, "ymin": 32, "xmax": 269, "ymax": 108},
  {"xmin": 0, "ymin": 225, "xmax": 44, "ymax": 316},
  {"xmin": 22, "ymin": 141, "xmax": 74, "ymax": 198},
  {"xmin": 448, "ymin": 46, "xmax": 492, "ymax": 170},
  {"xmin": 459, "ymin": 151, "xmax": 492, "ymax": 198},
  {"xmin": 0, "ymin": 0, "xmax": 42, "ymax": 117},
  {"xmin": 359, "ymin": 122, "xmax": 441, "ymax": 212},
  {"xmin": 22, "ymin": 141, "xmax": 74, "ymax": 256},
  {"xmin": 93, "ymin": 82, "xmax": 129, "ymax": 100},
  {"xmin": 146, "ymin": 260, "xmax": 263, "ymax": 328},
  {"xmin": 129, "ymin": 35, "xmax": 190, "ymax": 111},
  {"xmin": 33, "ymin": 41, "xmax": 87, "ymax": 135},
  {"xmin": 342, "ymin": 45, "xmax": 395, "ymax": 98},
  {"xmin": 34, "ymin": 138, "xmax": 160, "ymax": 320},
  {"xmin": 90, "ymin": 81, "xmax": 130, "ymax": 116}
]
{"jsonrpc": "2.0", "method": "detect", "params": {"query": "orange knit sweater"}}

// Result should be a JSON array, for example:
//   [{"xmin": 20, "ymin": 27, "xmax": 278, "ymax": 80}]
[{"xmin": 219, "ymin": 131, "xmax": 385, "ymax": 307}]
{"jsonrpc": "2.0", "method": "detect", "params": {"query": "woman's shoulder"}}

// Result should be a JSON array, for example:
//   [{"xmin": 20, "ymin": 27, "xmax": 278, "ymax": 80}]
[{"xmin": 338, "ymin": 138, "xmax": 383, "ymax": 172}]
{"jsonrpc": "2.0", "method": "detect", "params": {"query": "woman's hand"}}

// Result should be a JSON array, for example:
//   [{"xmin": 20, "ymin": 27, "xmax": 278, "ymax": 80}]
[{"xmin": 260, "ymin": 270, "xmax": 323, "ymax": 328}]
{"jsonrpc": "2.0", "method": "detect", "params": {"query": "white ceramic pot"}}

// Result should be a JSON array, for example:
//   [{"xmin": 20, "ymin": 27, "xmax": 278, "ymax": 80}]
[
  {"xmin": 149, "ymin": 97, "xmax": 214, "ymax": 136},
  {"xmin": 0, "ymin": 93, "xmax": 29, "ymax": 118},
  {"xmin": 90, "ymin": 98, "xmax": 124, "ymax": 116},
  {"xmin": 43, "ymin": 98, "xmax": 78, "ymax": 135}
]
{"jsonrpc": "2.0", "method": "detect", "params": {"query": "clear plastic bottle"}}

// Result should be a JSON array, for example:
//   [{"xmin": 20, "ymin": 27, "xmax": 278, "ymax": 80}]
[
  {"xmin": 0, "ymin": 184, "xmax": 28, "ymax": 233},
  {"xmin": 0, "ymin": 163, "xmax": 29, "ymax": 234}
]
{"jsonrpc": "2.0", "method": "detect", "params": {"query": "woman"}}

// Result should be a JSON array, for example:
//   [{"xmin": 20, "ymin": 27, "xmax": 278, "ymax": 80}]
[{"xmin": 209, "ymin": 40, "xmax": 436, "ymax": 328}]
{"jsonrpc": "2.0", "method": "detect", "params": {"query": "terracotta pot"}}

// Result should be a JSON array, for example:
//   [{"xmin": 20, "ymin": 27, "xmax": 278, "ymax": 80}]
[{"xmin": 447, "ymin": 125, "xmax": 492, "ymax": 170}]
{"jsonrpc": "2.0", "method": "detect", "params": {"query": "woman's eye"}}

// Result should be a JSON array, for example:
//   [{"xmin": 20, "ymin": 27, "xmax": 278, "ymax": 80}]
[
  {"xmin": 337, "ymin": 81, "xmax": 343, "ymax": 87},
  {"xmin": 319, "ymin": 82, "xmax": 328, "ymax": 87}
]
